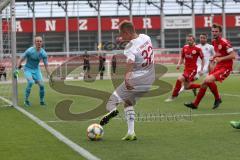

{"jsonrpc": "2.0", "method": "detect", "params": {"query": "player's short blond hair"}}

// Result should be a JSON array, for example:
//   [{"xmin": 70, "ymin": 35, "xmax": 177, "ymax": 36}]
[
  {"xmin": 35, "ymin": 36, "xmax": 42, "ymax": 41},
  {"xmin": 212, "ymin": 23, "xmax": 222, "ymax": 32},
  {"xmin": 119, "ymin": 20, "xmax": 135, "ymax": 33}
]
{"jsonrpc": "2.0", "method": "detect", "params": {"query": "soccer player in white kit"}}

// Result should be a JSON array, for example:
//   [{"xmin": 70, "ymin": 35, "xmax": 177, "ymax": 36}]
[
  {"xmin": 196, "ymin": 33, "xmax": 215, "ymax": 79},
  {"xmin": 178, "ymin": 33, "xmax": 215, "ymax": 95},
  {"xmin": 99, "ymin": 20, "xmax": 155, "ymax": 141}
]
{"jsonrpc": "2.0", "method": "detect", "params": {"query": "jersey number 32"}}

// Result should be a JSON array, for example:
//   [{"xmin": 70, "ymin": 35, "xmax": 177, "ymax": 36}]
[{"xmin": 141, "ymin": 45, "xmax": 153, "ymax": 67}]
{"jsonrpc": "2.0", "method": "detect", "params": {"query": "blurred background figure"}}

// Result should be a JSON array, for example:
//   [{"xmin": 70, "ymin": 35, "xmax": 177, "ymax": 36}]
[
  {"xmin": 99, "ymin": 53, "xmax": 106, "ymax": 80},
  {"xmin": 83, "ymin": 50, "xmax": 91, "ymax": 80},
  {"xmin": 112, "ymin": 54, "xmax": 117, "ymax": 76},
  {"xmin": 0, "ymin": 61, "xmax": 7, "ymax": 81}
]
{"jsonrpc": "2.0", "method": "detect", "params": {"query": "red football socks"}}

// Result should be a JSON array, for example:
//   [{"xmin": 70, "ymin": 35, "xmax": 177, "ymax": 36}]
[
  {"xmin": 172, "ymin": 80, "xmax": 182, "ymax": 97},
  {"xmin": 193, "ymin": 82, "xmax": 220, "ymax": 107},
  {"xmin": 193, "ymin": 86, "xmax": 207, "ymax": 107},
  {"xmin": 207, "ymin": 82, "xmax": 220, "ymax": 100}
]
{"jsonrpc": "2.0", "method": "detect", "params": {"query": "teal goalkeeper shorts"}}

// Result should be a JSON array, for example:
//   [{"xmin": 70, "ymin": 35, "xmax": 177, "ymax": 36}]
[{"xmin": 24, "ymin": 67, "xmax": 43, "ymax": 82}]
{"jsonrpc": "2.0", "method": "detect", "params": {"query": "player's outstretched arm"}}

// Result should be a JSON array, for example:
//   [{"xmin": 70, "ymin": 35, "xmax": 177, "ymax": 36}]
[
  {"xmin": 44, "ymin": 63, "xmax": 51, "ymax": 78},
  {"xmin": 13, "ymin": 57, "xmax": 25, "ymax": 79},
  {"xmin": 17, "ymin": 57, "xmax": 25, "ymax": 69},
  {"xmin": 42, "ymin": 53, "xmax": 51, "ymax": 78},
  {"xmin": 177, "ymin": 48, "xmax": 185, "ymax": 70},
  {"xmin": 176, "ymin": 56, "xmax": 183, "ymax": 70},
  {"xmin": 44, "ymin": 63, "xmax": 54, "ymax": 86}
]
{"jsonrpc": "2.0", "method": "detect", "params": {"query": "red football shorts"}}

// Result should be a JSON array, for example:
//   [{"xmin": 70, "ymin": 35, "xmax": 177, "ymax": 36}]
[
  {"xmin": 210, "ymin": 66, "xmax": 231, "ymax": 82},
  {"xmin": 183, "ymin": 68, "xmax": 197, "ymax": 82}
]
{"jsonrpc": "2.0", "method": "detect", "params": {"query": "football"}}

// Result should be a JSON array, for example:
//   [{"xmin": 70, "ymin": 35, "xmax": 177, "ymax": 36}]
[{"xmin": 87, "ymin": 123, "xmax": 104, "ymax": 141}]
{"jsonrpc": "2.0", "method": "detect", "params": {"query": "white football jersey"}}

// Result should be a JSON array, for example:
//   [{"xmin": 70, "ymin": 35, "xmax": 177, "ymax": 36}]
[
  {"xmin": 124, "ymin": 34, "xmax": 155, "ymax": 78},
  {"xmin": 197, "ymin": 43, "xmax": 215, "ymax": 73}
]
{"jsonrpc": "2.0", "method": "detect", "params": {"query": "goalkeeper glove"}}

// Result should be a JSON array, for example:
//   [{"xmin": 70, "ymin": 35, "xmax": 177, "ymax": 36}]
[
  {"xmin": 13, "ymin": 65, "xmax": 22, "ymax": 79},
  {"xmin": 13, "ymin": 69, "xmax": 19, "ymax": 79}
]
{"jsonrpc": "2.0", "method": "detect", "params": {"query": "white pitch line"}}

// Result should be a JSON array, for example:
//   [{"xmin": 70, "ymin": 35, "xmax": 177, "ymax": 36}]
[
  {"xmin": 45, "ymin": 92, "xmax": 240, "ymax": 123},
  {"xmin": 205, "ymin": 91, "xmax": 240, "ymax": 98},
  {"xmin": 0, "ymin": 96, "xmax": 100, "ymax": 160},
  {"xmin": 191, "ymin": 112, "xmax": 240, "ymax": 117},
  {"xmin": 221, "ymin": 93, "xmax": 240, "ymax": 98},
  {"xmin": 46, "ymin": 112, "xmax": 240, "ymax": 123}
]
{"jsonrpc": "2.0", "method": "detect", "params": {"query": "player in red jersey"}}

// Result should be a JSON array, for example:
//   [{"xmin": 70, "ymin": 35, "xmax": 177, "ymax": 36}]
[
  {"xmin": 165, "ymin": 34, "xmax": 204, "ymax": 102},
  {"xmin": 184, "ymin": 23, "xmax": 236, "ymax": 109}
]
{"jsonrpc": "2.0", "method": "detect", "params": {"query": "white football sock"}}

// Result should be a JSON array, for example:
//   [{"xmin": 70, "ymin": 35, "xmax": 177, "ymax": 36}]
[{"xmin": 124, "ymin": 106, "xmax": 135, "ymax": 135}]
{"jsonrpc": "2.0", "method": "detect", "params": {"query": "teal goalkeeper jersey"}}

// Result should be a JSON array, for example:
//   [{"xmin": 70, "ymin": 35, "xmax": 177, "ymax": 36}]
[{"xmin": 22, "ymin": 47, "xmax": 48, "ymax": 70}]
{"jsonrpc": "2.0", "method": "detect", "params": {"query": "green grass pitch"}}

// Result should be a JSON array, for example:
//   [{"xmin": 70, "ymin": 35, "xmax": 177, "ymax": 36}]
[{"xmin": 1, "ymin": 74, "xmax": 240, "ymax": 160}]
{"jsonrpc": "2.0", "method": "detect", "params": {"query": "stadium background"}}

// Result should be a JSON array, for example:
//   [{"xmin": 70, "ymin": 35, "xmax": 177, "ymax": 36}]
[
  {"xmin": 1, "ymin": 1, "xmax": 240, "ymax": 160},
  {"xmin": 1, "ymin": 0, "xmax": 240, "ymax": 53}
]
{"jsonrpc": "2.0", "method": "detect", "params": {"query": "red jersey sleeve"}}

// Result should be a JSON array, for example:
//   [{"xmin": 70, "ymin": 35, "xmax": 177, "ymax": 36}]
[{"xmin": 223, "ymin": 39, "xmax": 234, "ymax": 54}]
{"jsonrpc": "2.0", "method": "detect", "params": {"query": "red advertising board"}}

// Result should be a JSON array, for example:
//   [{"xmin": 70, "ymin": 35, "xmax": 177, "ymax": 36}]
[{"xmin": 2, "ymin": 14, "xmax": 240, "ymax": 33}]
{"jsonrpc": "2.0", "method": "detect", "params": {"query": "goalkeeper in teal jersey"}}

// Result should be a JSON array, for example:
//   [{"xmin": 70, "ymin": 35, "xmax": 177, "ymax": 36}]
[{"xmin": 16, "ymin": 36, "xmax": 50, "ymax": 107}]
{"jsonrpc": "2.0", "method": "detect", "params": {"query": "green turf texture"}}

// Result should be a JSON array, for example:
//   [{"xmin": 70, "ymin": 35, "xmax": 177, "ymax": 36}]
[
  {"xmin": 0, "ymin": 107, "xmax": 86, "ymax": 160},
  {"xmin": 1, "ymin": 75, "xmax": 240, "ymax": 160}
]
